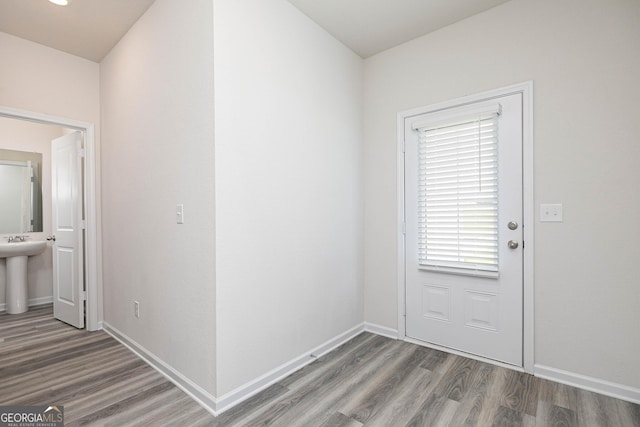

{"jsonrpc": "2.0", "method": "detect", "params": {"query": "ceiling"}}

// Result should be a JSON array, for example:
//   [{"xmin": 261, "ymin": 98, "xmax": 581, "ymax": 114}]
[
  {"xmin": 286, "ymin": 0, "xmax": 511, "ymax": 58},
  {"xmin": 0, "ymin": 0, "xmax": 156, "ymax": 62},
  {"xmin": 0, "ymin": 0, "xmax": 510, "ymax": 62}
]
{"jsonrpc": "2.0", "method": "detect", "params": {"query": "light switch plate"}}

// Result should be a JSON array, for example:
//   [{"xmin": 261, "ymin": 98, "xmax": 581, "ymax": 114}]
[
  {"xmin": 176, "ymin": 204, "xmax": 184, "ymax": 224},
  {"xmin": 540, "ymin": 204, "xmax": 563, "ymax": 222}
]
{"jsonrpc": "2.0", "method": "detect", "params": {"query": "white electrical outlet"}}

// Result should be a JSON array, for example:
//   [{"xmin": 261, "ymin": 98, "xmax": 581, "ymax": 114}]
[
  {"xmin": 134, "ymin": 301, "xmax": 140, "ymax": 318},
  {"xmin": 540, "ymin": 203, "xmax": 563, "ymax": 222}
]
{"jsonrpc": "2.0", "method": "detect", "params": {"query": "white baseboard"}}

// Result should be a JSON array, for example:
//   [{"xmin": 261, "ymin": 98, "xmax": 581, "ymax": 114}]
[
  {"xmin": 535, "ymin": 364, "xmax": 640, "ymax": 405},
  {"xmin": 102, "ymin": 322, "xmax": 366, "ymax": 416},
  {"xmin": 99, "ymin": 323, "xmax": 640, "ymax": 414},
  {"xmin": 102, "ymin": 322, "xmax": 218, "ymax": 416},
  {"xmin": 215, "ymin": 323, "xmax": 365, "ymax": 414},
  {"xmin": 0, "ymin": 296, "xmax": 53, "ymax": 313},
  {"xmin": 364, "ymin": 322, "xmax": 399, "ymax": 339},
  {"xmin": 381, "ymin": 328, "xmax": 640, "ymax": 405}
]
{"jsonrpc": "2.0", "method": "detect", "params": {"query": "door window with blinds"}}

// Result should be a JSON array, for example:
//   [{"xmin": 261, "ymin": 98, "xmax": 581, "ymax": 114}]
[{"xmin": 412, "ymin": 104, "xmax": 501, "ymax": 277}]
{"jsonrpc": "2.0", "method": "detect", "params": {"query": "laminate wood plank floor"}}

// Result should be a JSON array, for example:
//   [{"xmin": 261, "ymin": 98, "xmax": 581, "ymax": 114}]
[{"xmin": 1, "ymin": 305, "xmax": 639, "ymax": 426}]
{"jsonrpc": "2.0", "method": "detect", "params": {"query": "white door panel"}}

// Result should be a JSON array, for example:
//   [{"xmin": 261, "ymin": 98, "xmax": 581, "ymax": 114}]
[
  {"xmin": 52, "ymin": 131, "xmax": 84, "ymax": 329},
  {"xmin": 405, "ymin": 93, "xmax": 523, "ymax": 366}
]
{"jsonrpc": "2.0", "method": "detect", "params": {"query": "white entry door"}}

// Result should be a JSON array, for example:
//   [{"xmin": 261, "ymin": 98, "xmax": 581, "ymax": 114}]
[
  {"xmin": 51, "ymin": 131, "xmax": 84, "ymax": 329},
  {"xmin": 404, "ymin": 93, "xmax": 523, "ymax": 366}
]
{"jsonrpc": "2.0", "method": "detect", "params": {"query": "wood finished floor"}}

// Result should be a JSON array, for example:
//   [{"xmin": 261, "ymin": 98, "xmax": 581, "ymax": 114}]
[{"xmin": 1, "ymin": 305, "xmax": 638, "ymax": 426}]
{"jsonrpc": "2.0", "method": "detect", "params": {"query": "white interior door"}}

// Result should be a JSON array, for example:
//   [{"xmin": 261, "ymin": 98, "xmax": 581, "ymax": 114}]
[
  {"xmin": 52, "ymin": 131, "xmax": 84, "ymax": 329},
  {"xmin": 404, "ymin": 93, "xmax": 523, "ymax": 366}
]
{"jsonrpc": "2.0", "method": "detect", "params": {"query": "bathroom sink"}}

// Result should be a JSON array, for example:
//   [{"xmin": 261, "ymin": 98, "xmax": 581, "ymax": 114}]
[
  {"xmin": 1, "ymin": 240, "xmax": 47, "ymax": 314},
  {"xmin": 0, "ymin": 240, "xmax": 47, "ymax": 258}
]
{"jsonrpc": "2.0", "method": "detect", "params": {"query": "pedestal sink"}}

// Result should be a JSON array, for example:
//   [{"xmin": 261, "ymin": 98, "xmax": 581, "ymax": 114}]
[{"xmin": 0, "ymin": 240, "xmax": 47, "ymax": 314}]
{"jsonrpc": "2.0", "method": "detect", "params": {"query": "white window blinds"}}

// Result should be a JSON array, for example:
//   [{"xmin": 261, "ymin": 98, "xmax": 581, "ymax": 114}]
[{"xmin": 414, "ymin": 106, "xmax": 501, "ymax": 273}]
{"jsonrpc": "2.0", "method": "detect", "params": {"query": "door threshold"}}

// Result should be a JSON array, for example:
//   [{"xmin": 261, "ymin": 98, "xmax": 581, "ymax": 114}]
[{"xmin": 403, "ymin": 336, "xmax": 524, "ymax": 373}]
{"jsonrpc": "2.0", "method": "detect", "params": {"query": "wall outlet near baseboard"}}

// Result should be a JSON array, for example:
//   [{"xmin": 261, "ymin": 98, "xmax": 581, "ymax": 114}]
[{"xmin": 134, "ymin": 301, "xmax": 140, "ymax": 318}]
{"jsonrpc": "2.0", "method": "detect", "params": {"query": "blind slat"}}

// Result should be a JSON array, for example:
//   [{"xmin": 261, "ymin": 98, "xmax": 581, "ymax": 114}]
[{"xmin": 417, "ymin": 111, "xmax": 500, "ymax": 273}]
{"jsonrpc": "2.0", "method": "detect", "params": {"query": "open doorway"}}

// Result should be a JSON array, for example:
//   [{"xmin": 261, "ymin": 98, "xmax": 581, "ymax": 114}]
[{"xmin": 0, "ymin": 105, "xmax": 101, "ymax": 331}]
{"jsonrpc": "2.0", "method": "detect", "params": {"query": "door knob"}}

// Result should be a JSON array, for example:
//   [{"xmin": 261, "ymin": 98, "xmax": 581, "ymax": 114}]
[
  {"xmin": 508, "ymin": 240, "xmax": 518, "ymax": 249},
  {"xmin": 47, "ymin": 235, "xmax": 56, "ymax": 242},
  {"xmin": 507, "ymin": 221, "xmax": 518, "ymax": 230}
]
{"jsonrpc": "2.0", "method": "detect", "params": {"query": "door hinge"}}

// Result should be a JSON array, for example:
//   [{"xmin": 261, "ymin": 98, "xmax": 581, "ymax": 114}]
[
  {"xmin": 402, "ymin": 221, "xmax": 406, "ymax": 235},
  {"xmin": 78, "ymin": 149, "xmax": 85, "ymax": 158},
  {"xmin": 402, "ymin": 139, "xmax": 406, "ymax": 153},
  {"xmin": 80, "ymin": 220, "xmax": 86, "ymax": 229},
  {"xmin": 80, "ymin": 291, "xmax": 87, "ymax": 301}
]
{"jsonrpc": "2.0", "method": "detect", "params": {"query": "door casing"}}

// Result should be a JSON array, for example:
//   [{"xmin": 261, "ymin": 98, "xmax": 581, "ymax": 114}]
[
  {"xmin": 0, "ymin": 105, "xmax": 101, "ymax": 331},
  {"xmin": 396, "ymin": 81, "xmax": 534, "ymax": 373}
]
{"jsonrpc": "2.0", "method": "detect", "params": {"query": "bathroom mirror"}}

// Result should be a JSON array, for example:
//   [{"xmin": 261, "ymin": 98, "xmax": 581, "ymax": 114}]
[{"xmin": 0, "ymin": 149, "xmax": 43, "ymax": 234}]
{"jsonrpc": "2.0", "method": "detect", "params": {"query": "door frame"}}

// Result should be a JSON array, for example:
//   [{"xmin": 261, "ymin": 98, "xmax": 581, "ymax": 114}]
[
  {"xmin": 0, "ymin": 105, "xmax": 102, "ymax": 331},
  {"xmin": 396, "ymin": 81, "xmax": 534, "ymax": 373}
]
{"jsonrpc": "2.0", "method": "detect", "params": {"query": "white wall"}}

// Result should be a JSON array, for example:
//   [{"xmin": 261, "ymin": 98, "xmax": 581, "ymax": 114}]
[
  {"xmin": 214, "ymin": 0, "xmax": 364, "ymax": 395},
  {"xmin": 100, "ymin": 0, "xmax": 216, "ymax": 396},
  {"xmin": 364, "ymin": 0, "xmax": 640, "ymax": 390},
  {"xmin": 0, "ymin": 118, "xmax": 60, "ymax": 308},
  {"xmin": 0, "ymin": 32, "xmax": 99, "ymax": 124}
]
